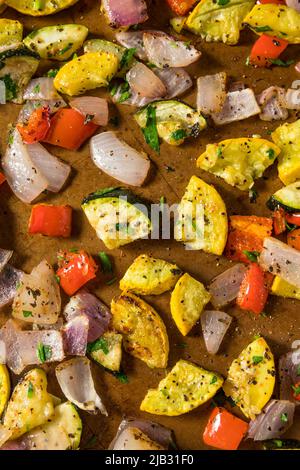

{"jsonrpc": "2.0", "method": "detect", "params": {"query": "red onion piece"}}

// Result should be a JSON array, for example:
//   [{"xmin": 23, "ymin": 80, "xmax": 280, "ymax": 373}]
[
  {"xmin": 279, "ymin": 347, "xmax": 300, "ymax": 404},
  {"xmin": 197, "ymin": 72, "xmax": 227, "ymax": 115},
  {"xmin": 23, "ymin": 78, "xmax": 61, "ymax": 101},
  {"xmin": 248, "ymin": 400, "xmax": 295, "ymax": 441},
  {"xmin": 212, "ymin": 89, "xmax": 261, "ymax": 125},
  {"xmin": 69, "ymin": 96, "xmax": 109, "ymax": 126},
  {"xmin": 126, "ymin": 63, "xmax": 167, "ymax": 100},
  {"xmin": 102, "ymin": 0, "xmax": 148, "ymax": 27},
  {"xmin": 201, "ymin": 310, "xmax": 232, "ymax": 355},
  {"xmin": 208, "ymin": 263, "xmax": 247, "ymax": 309},
  {"xmin": 0, "ymin": 265, "xmax": 23, "ymax": 309},
  {"xmin": 258, "ymin": 86, "xmax": 288, "ymax": 121},
  {"xmin": 154, "ymin": 67, "xmax": 192, "ymax": 99},
  {"xmin": 0, "ymin": 249, "xmax": 13, "ymax": 273},
  {"xmin": 116, "ymin": 31, "xmax": 148, "ymax": 60},
  {"xmin": 62, "ymin": 315, "xmax": 89, "ymax": 356}
]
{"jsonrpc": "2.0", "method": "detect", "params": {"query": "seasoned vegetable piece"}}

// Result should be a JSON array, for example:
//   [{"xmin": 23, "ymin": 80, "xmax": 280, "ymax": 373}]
[
  {"xmin": 140, "ymin": 359, "xmax": 223, "ymax": 415},
  {"xmin": 271, "ymin": 276, "xmax": 300, "ymax": 300},
  {"xmin": 271, "ymin": 120, "xmax": 300, "ymax": 185},
  {"xmin": 23, "ymin": 24, "xmax": 88, "ymax": 61},
  {"xmin": 186, "ymin": 0, "xmax": 255, "ymax": 45},
  {"xmin": 249, "ymin": 34, "xmax": 288, "ymax": 67},
  {"xmin": 84, "ymin": 39, "xmax": 136, "ymax": 76},
  {"xmin": 167, "ymin": 0, "xmax": 197, "ymax": 15},
  {"xmin": 28, "ymin": 204, "xmax": 72, "ymax": 238},
  {"xmin": 267, "ymin": 181, "xmax": 300, "ymax": 212},
  {"xmin": 111, "ymin": 292, "xmax": 169, "ymax": 369},
  {"xmin": 135, "ymin": 100, "xmax": 206, "ymax": 147},
  {"xmin": 56, "ymin": 250, "xmax": 98, "ymax": 296},
  {"xmin": 81, "ymin": 188, "xmax": 152, "ymax": 250},
  {"xmin": 0, "ymin": 48, "xmax": 39, "ymax": 103},
  {"xmin": 236, "ymin": 263, "xmax": 269, "ymax": 315},
  {"xmin": 170, "ymin": 273, "xmax": 211, "ymax": 336},
  {"xmin": 89, "ymin": 331, "xmax": 123, "ymax": 372},
  {"xmin": 174, "ymin": 175, "xmax": 228, "ymax": 254},
  {"xmin": 120, "ymin": 255, "xmax": 182, "ymax": 295},
  {"xmin": 112, "ymin": 426, "xmax": 165, "ymax": 450},
  {"xmin": 53, "ymin": 52, "xmax": 119, "ymax": 96},
  {"xmin": 5, "ymin": 0, "xmax": 79, "ymax": 16},
  {"xmin": 0, "ymin": 19, "xmax": 23, "ymax": 49},
  {"xmin": 4, "ymin": 368, "xmax": 54, "ymax": 439},
  {"xmin": 223, "ymin": 338, "xmax": 276, "ymax": 420},
  {"xmin": 26, "ymin": 402, "xmax": 82, "ymax": 450},
  {"xmin": 0, "ymin": 365, "xmax": 10, "ymax": 418},
  {"xmin": 197, "ymin": 138, "xmax": 280, "ymax": 191},
  {"xmin": 203, "ymin": 407, "xmax": 248, "ymax": 450},
  {"xmin": 244, "ymin": 4, "xmax": 300, "ymax": 43}
]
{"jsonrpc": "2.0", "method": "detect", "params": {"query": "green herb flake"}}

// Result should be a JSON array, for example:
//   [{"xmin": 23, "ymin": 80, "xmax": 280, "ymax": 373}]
[
  {"xmin": 47, "ymin": 69, "xmax": 59, "ymax": 78},
  {"xmin": 273, "ymin": 439, "xmax": 283, "ymax": 448},
  {"xmin": 243, "ymin": 250, "xmax": 260, "ymax": 262},
  {"xmin": 69, "ymin": 247, "xmax": 79, "ymax": 253},
  {"xmin": 210, "ymin": 375, "xmax": 218, "ymax": 385},
  {"xmin": 171, "ymin": 129, "xmax": 187, "ymax": 141},
  {"xmin": 117, "ymin": 81, "xmax": 131, "ymax": 103},
  {"xmin": 32, "ymin": 0, "xmax": 45, "ymax": 10},
  {"xmin": 23, "ymin": 310, "xmax": 33, "ymax": 318},
  {"xmin": 115, "ymin": 372, "xmax": 129, "ymax": 383},
  {"xmin": 245, "ymin": 56, "xmax": 250, "ymax": 66},
  {"xmin": 142, "ymin": 104, "xmax": 160, "ymax": 153},
  {"xmin": 120, "ymin": 48, "xmax": 136, "ymax": 69},
  {"xmin": 0, "ymin": 75, "xmax": 18, "ymax": 102},
  {"xmin": 59, "ymin": 43, "xmax": 73, "ymax": 56},
  {"xmin": 33, "ymin": 83, "xmax": 40, "ymax": 94},
  {"xmin": 253, "ymin": 333, "xmax": 261, "ymax": 341},
  {"xmin": 27, "ymin": 382, "xmax": 34, "ymax": 398},
  {"xmin": 98, "ymin": 251, "xmax": 113, "ymax": 273},
  {"xmin": 177, "ymin": 342, "xmax": 187, "ymax": 349},
  {"xmin": 292, "ymin": 384, "xmax": 300, "ymax": 396},
  {"xmin": 249, "ymin": 188, "xmax": 258, "ymax": 203},
  {"xmin": 217, "ymin": 146, "xmax": 223, "ymax": 158},
  {"xmin": 266, "ymin": 148, "xmax": 275, "ymax": 159},
  {"xmin": 252, "ymin": 355, "xmax": 263, "ymax": 365},
  {"xmin": 254, "ymin": 26, "xmax": 273, "ymax": 33},
  {"xmin": 217, "ymin": 0, "xmax": 230, "ymax": 5},
  {"xmin": 280, "ymin": 413, "xmax": 288, "ymax": 423},
  {"xmin": 87, "ymin": 337, "xmax": 109, "ymax": 355},
  {"xmin": 55, "ymin": 275, "xmax": 60, "ymax": 284},
  {"xmin": 161, "ymin": 388, "xmax": 169, "ymax": 397},
  {"xmin": 106, "ymin": 277, "xmax": 117, "ymax": 286},
  {"xmin": 270, "ymin": 59, "xmax": 294, "ymax": 67},
  {"xmin": 37, "ymin": 342, "xmax": 52, "ymax": 363}
]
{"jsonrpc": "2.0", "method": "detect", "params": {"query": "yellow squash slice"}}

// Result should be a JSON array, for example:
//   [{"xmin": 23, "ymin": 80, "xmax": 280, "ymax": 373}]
[
  {"xmin": 89, "ymin": 331, "xmax": 123, "ymax": 372},
  {"xmin": 223, "ymin": 337, "xmax": 275, "ymax": 420},
  {"xmin": 197, "ymin": 138, "xmax": 281, "ymax": 191},
  {"xmin": 5, "ymin": 0, "xmax": 79, "ymax": 16},
  {"xmin": 272, "ymin": 119, "xmax": 300, "ymax": 185},
  {"xmin": 0, "ymin": 365, "xmax": 10, "ymax": 418},
  {"xmin": 174, "ymin": 175, "xmax": 228, "ymax": 254},
  {"xmin": 4, "ymin": 368, "xmax": 54, "ymax": 439},
  {"xmin": 120, "ymin": 254, "xmax": 182, "ymax": 295},
  {"xmin": 140, "ymin": 359, "xmax": 223, "ymax": 416},
  {"xmin": 170, "ymin": 273, "xmax": 211, "ymax": 336},
  {"xmin": 0, "ymin": 19, "xmax": 23, "ymax": 49},
  {"xmin": 111, "ymin": 292, "xmax": 169, "ymax": 369},
  {"xmin": 271, "ymin": 276, "xmax": 300, "ymax": 300},
  {"xmin": 243, "ymin": 4, "xmax": 300, "ymax": 43},
  {"xmin": 186, "ymin": 0, "xmax": 255, "ymax": 45},
  {"xmin": 54, "ymin": 51, "xmax": 119, "ymax": 96}
]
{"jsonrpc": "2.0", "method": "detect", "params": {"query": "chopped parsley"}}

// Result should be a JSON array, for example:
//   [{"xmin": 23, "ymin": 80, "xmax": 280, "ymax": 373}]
[
  {"xmin": 266, "ymin": 148, "xmax": 275, "ymax": 159},
  {"xmin": 106, "ymin": 277, "xmax": 117, "ymax": 286},
  {"xmin": 55, "ymin": 275, "xmax": 60, "ymax": 284},
  {"xmin": 272, "ymin": 439, "xmax": 283, "ymax": 448},
  {"xmin": 115, "ymin": 372, "xmax": 129, "ymax": 383},
  {"xmin": 210, "ymin": 375, "xmax": 218, "ymax": 385},
  {"xmin": 120, "ymin": 48, "xmax": 136, "ymax": 69},
  {"xmin": 161, "ymin": 388, "xmax": 169, "ymax": 397},
  {"xmin": 87, "ymin": 337, "xmax": 109, "ymax": 355},
  {"xmin": 33, "ymin": 83, "xmax": 40, "ymax": 94},
  {"xmin": 98, "ymin": 252, "xmax": 113, "ymax": 273},
  {"xmin": 171, "ymin": 129, "xmax": 187, "ymax": 141},
  {"xmin": 23, "ymin": 310, "xmax": 33, "ymax": 318},
  {"xmin": 270, "ymin": 59, "xmax": 294, "ymax": 67},
  {"xmin": 109, "ymin": 81, "xmax": 118, "ymax": 97},
  {"xmin": 243, "ymin": 250, "xmax": 260, "ymax": 262},
  {"xmin": 249, "ymin": 188, "xmax": 258, "ymax": 203},
  {"xmin": 0, "ymin": 75, "xmax": 18, "ymax": 101},
  {"xmin": 292, "ymin": 384, "xmax": 300, "ymax": 396},
  {"xmin": 253, "ymin": 333, "xmax": 261, "ymax": 341},
  {"xmin": 47, "ymin": 69, "xmax": 59, "ymax": 78},
  {"xmin": 217, "ymin": 0, "xmax": 230, "ymax": 4},
  {"xmin": 280, "ymin": 413, "xmax": 288, "ymax": 423},
  {"xmin": 253, "ymin": 26, "xmax": 273, "ymax": 33},
  {"xmin": 27, "ymin": 382, "xmax": 34, "ymax": 398},
  {"xmin": 37, "ymin": 343, "xmax": 52, "ymax": 363},
  {"xmin": 252, "ymin": 355, "xmax": 263, "ymax": 365},
  {"xmin": 117, "ymin": 81, "xmax": 131, "ymax": 103},
  {"xmin": 217, "ymin": 146, "xmax": 223, "ymax": 158},
  {"xmin": 32, "ymin": 0, "xmax": 45, "ymax": 10},
  {"xmin": 59, "ymin": 43, "xmax": 73, "ymax": 56},
  {"xmin": 142, "ymin": 104, "xmax": 160, "ymax": 153}
]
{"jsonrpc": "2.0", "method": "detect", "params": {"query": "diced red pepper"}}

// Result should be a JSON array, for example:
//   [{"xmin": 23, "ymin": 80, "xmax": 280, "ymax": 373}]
[
  {"xmin": 203, "ymin": 407, "xmax": 248, "ymax": 450},
  {"xmin": 225, "ymin": 215, "xmax": 273, "ymax": 263},
  {"xmin": 43, "ymin": 108, "xmax": 98, "ymax": 150},
  {"xmin": 166, "ymin": 0, "xmax": 198, "ymax": 15},
  {"xmin": 287, "ymin": 228, "xmax": 300, "ymax": 251},
  {"xmin": 0, "ymin": 172, "xmax": 5, "ymax": 186},
  {"xmin": 17, "ymin": 106, "xmax": 51, "ymax": 144},
  {"xmin": 236, "ymin": 263, "xmax": 269, "ymax": 315},
  {"xmin": 273, "ymin": 207, "xmax": 286, "ymax": 235},
  {"xmin": 56, "ymin": 250, "xmax": 98, "ymax": 295},
  {"xmin": 257, "ymin": 0, "xmax": 285, "ymax": 4},
  {"xmin": 249, "ymin": 34, "xmax": 289, "ymax": 68},
  {"xmin": 29, "ymin": 204, "xmax": 72, "ymax": 238},
  {"xmin": 285, "ymin": 213, "xmax": 300, "ymax": 226}
]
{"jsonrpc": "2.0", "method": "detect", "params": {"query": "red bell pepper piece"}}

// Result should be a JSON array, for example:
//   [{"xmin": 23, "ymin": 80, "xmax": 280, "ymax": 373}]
[
  {"xmin": 0, "ymin": 172, "xmax": 5, "ymax": 186},
  {"xmin": 29, "ymin": 204, "xmax": 72, "ymax": 238},
  {"xmin": 237, "ymin": 263, "xmax": 269, "ymax": 315},
  {"xmin": 249, "ymin": 34, "xmax": 289, "ymax": 67},
  {"xmin": 203, "ymin": 407, "xmax": 248, "ymax": 450},
  {"xmin": 258, "ymin": 0, "xmax": 285, "ymax": 4},
  {"xmin": 43, "ymin": 108, "xmax": 98, "ymax": 150},
  {"xmin": 166, "ymin": 0, "xmax": 198, "ymax": 15},
  {"xmin": 285, "ymin": 213, "xmax": 300, "ymax": 226},
  {"xmin": 273, "ymin": 207, "xmax": 286, "ymax": 235},
  {"xmin": 56, "ymin": 250, "xmax": 98, "ymax": 295},
  {"xmin": 292, "ymin": 381, "xmax": 300, "ymax": 401},
  {"xmin": 17, "ymin": 106, "xmax": 51, "ymax": 144},
  {"xmin": 287, "ymin": 228, "xmax": 300, "ymax": 251}
]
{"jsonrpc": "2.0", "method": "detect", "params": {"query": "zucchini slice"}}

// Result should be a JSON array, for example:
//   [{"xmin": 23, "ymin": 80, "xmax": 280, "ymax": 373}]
[
  {"xmin": 26, "ymin": 402, "xmax": 82, "ymax": 450},
  {"xmin": 0, "ymin": 47, "xmax": 39, "ymax": 103},
  {"xmin": 0, "ymin": 365, "xmax": 10, "ymax": 419},
  {"xmin": 81, "ymin": 188, "xmax": 152, "ymax": 250},
  {"xmin": 89, "ymin": 331, "xmax": 123, "ymax": 372},
  {"xmin": 262, "ymin": 439, "xmax": 300, "ymax": 450},
  {"xmin": 267, "ymin": 181, "xmax": 300, "ymax": 212},
  {"xmin": 84, "ymin": 39, "xmax": 135, "ymax": 76},
  {"xmin": 0, "ymin": 19, "xmax": 23, "ymax": 50},
  {"xmin": 135, "ymin": 100, "xmax": 207, "ymax": 146},
  {"xmin": 23, "ymin": 24, "xmax": 88, "ymax": 61},
  {"xmin": 5, "ymin": 0, "xmax": 79, "ymax": 16}
]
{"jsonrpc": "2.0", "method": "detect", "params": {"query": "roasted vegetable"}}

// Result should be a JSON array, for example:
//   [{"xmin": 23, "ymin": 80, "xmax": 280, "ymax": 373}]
[
  {"xmin": 267, "ymin": 181, "xmax": 300, "ymax": 212},
  {"xmin": 112, "ymin": 426, "xmax": 165, "ymax": 450},
  {"xmin": 135, "ymin": 100, "xmax": 206, "ymax": 147},
  {"xmin": 53, "ymin": 51, "xmax": 119, "ymax": 96},
  {"xmin": 170, "ymin": 273, "xmax": 211, "ymax": 336},
  {"xmin": 174, "ymin": 175, "xmax": 228, "ymax": 254},
  {"xmin": 197, "ymin": 138, "xmax": 280, "ymax": 191},
  {"xmin": 271, "ymin": 120, "xmax": 300, "ymax": 185},
  {"xmin": 262, "ymin": 439, "xmax": 300, "ymax": 450},
  {"xmin": 4, "ymin": 368, "xmax": 54, "ymax": 439},
  {"xmin": 0, "ymin": 19, "xmax": 23, "ymax": 49},
  {"xmin": 81, "ymin": 188, "xmax": 152, "ymax": 250},
  {"xmin": 111, "ymin": 292, "xmax": 169, "ymax": 369},
  {"xmin": 0, "ymin": 47, "xmax": 39, "ymax": 103},
  {"xmin": 186, "ymin": 0, "xmax": 255, "ymax": 45},
  {"xmin": 23, "ymin": 24, "xmax": 88, "ymax": 61},
  {"xmin": 243, "ymin": 4, "xmax": 300, "ymax": 43},
  {"xmin": 84, "ymin": 39, "xmax": 136, "ymax": 76},
  {"xmin": 89, "ymin": 331, "xmax": 123, "ymax": 372},
  {"xmin": 140, "ymin": 359, "xmax": 223, "ymax": 415},
  {"xmin": 271, "ymin": 276, "xmax": 300, "ymax": 300},
  {"xmin": 0, "ymin": 365, "xmax": 10, "ymax": 418},
  {"xmin": 223, "ymin": 338, "xmax": 275, "ymax": 420},
  {"xmin": 120, "ymin": 254, "xmax": 182, "ymax": 295},
  {"xmin": 203, "ymin": 407, "xmax": 248, "ymax": 450},
  {"xmin": 5, "ymin": 0, "xmax": 79, "ymax": 16}
]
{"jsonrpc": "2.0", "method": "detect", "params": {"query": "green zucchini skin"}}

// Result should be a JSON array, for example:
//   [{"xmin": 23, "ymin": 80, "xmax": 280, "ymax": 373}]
[
  {"xmin": 0, "ymin": 47, "xmax": 40, "ymax": 63},
  {"xmin": 82, "ymin": 188, "xmax": 150, "ymax": 209},
  {"xmin": 266, "ymin": 196, "xmax": 296, "ymax": 213},
  {"xmin": 262, "ymin": 439, "xmax": 300, "ymax": 450}
]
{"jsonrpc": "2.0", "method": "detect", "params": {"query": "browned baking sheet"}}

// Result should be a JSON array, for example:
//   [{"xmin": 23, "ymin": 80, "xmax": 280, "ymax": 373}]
[{"xmin": 1, "ymin": 0, "xmax": 300, "ymax": 451}]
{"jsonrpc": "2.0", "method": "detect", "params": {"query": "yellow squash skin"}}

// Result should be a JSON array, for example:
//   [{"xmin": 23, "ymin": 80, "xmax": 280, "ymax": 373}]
[
  {"xmin": 140, "ymin": 359, "xmax": 223, "ymax": 416},
  {"xmin": 90, "ymin": 331, "xmax": 123, "ymax": 372},
  {"xmin": 186, "ymin": 0, "xmax": 255, "ymax": 45},
  {"xmin": 271, "ymin": 276, "xmax": 300, "ymax": 300},
  {"xmin": 54, "ymin": 51, "xmax": 119, "ymax": 96},
  {"xmin": 243, "ymin": 4, "xmax": 300, "ymax": 43},
  {"xmin": 111, "ymin": 292, "xmax": 169, "ymax": 369},
  {"xmin": 272, "ymin": 120, "xmax": 300, "ymax": 185},
  {"xmin": 0, "ymin": 365, "xmax": 10, "ymax": 418},
  {"xmin": 170, "ymin": 273, "xmax": 211, "ymax": 336},
  {"xmin": 223, "ymin": 338, "xmax": 275, "ymax": 420},
  {"xmin": 120, "ymin": 254, "xmax": 182, "ymax": 295},
  {"xmin": 175, "ymin": 175, "xmax": 228, "ymax": 254},
  {"xmin": 0, "ymin": 19, "xmax": 23, "ymax": 48},
  {"xmin": 197, "ymin": 138, "xmax": 281, "ymax": 191},
  {"xmin": 3, "ymin": 368, "xmax": 54, "ymax": 439},
  {"xmin": 5, "ymin": 0, "xmax": 79, "ymax": 16}
]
